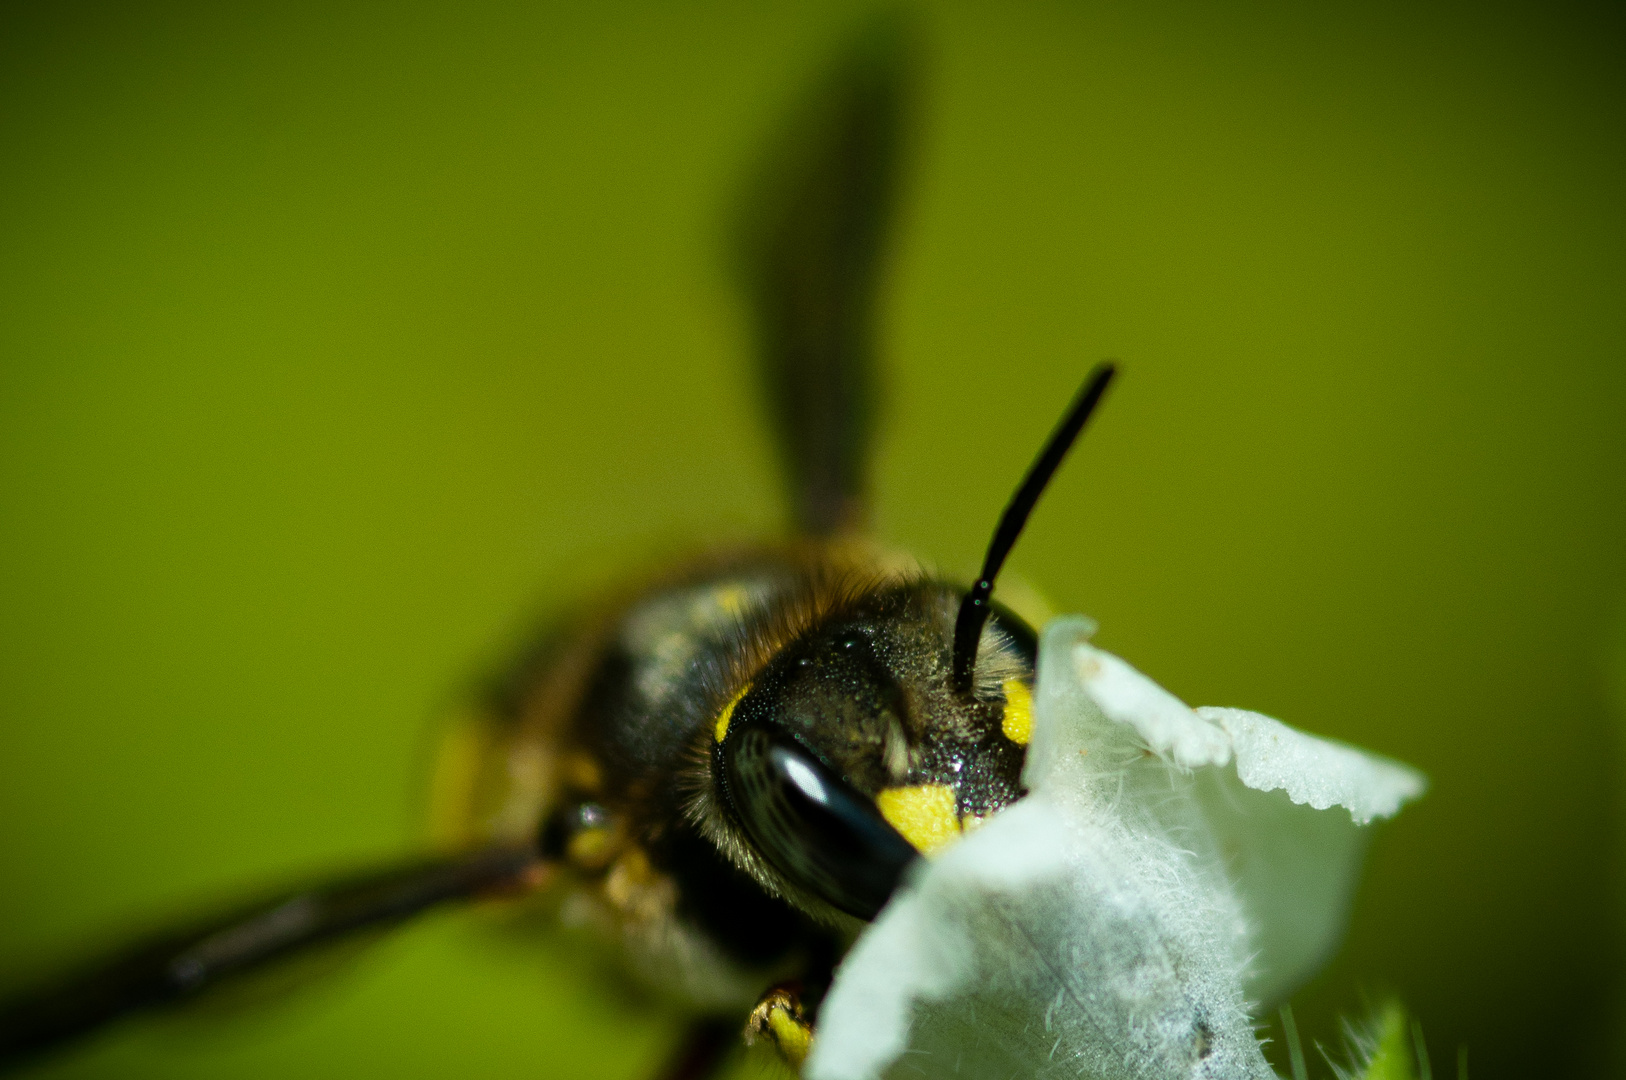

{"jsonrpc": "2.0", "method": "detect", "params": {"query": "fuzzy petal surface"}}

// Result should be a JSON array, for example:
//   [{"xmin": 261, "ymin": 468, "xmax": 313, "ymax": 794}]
[{"xmin": 809, "ymin": 617, "xmax": 1425, "ymax": 1080}]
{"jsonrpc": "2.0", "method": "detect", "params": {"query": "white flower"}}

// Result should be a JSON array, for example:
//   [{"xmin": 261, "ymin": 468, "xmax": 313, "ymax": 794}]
[{"xmin": 808, "ymin": 616, "xmax": 1426, "ymax": 1080}]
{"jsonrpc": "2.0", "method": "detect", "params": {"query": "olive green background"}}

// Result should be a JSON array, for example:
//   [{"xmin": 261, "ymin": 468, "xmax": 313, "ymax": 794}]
[{"xmin": 1, "ymin": 2, "xmax": 1622, "ymax": 1078}]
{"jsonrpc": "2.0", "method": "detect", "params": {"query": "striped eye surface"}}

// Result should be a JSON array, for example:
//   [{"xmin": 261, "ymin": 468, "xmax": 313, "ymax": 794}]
[{"xmin": 722, "ymin": 727, "xmax": 917, "ymax": 920}]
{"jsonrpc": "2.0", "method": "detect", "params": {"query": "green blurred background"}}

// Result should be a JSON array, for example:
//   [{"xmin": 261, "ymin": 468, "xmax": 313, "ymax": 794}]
[{"xmin": 1, "ymin": 1, "xmax": 1622, "ymax": 1077}]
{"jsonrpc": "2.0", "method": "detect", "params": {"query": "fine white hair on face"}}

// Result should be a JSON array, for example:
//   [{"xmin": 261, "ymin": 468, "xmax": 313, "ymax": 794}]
[{"xmin": 808, "ymin": 617, "xmax": 1426, "ymax": 1080}]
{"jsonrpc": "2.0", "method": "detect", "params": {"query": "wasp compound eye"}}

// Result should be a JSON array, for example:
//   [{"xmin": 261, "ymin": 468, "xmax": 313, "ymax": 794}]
[{"xmin": 722, "ymin": 727, "xmax": 917, "ymax": 920}]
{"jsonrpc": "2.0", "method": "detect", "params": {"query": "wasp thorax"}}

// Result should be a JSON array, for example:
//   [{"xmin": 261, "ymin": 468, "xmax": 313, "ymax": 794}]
[{"xmin": 712, "ymin": 587, "xmax": 1035, "ymax": 921}]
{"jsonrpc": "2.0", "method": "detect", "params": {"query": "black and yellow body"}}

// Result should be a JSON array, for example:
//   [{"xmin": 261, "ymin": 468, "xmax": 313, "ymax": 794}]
[
  {"xmin": 0, "ymin": 17, "xmax": 1106, "ymax": 1077},
  {"xmin": 0, "ymin": 546, "xmax": 1043, "ymax": 1075},
  {"xmin": 435, "ymin": 542, "xmax": 1039, "ymax": 1060}
]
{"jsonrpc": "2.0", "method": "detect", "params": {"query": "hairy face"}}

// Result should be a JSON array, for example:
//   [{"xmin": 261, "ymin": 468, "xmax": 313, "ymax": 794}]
[{"xmin": 693, "ymin": 579, "xmax": 1036, "ymax": 922}]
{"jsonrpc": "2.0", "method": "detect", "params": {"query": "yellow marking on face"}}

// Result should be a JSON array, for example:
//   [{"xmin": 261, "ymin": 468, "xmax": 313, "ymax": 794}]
[
  {"xmin": 1001, "ymin": 678, "xmax": 1034, "ymax": 746},
  {"xmin": 767, "ymin": 1005, "xmax": 813, "ymax": 1066},
  {"xmin": 713, "ymin": 683, "xmax": 750, "ymax": 743},
  {"xmin": 876, "ymin": 784, "xmax": 961, "ymax": 855}
]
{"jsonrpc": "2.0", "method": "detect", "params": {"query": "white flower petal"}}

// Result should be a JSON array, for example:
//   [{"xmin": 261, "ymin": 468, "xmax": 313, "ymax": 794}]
[
  {"xmin": 1068, "ymin": 643, "xmax": 1425, "ymax": 1003},
  {"xmin": 1071, "ymin": 645, "xmax": 1232, "ymax": 769},
  {"xmin": 1198, "ymin": 706, "xmax": 1426, "ymax": 825},
  {"xmin": 809, "ymin": 616, "xmax": 1425, "ymax": 1080},
  {"xmin": 809, "ymin": 789, "xmax": 1272, "ymax": 1080}
]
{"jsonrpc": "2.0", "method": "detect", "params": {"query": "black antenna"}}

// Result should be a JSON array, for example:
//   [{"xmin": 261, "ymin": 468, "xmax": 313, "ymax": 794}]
[{"xmin": 950, "ymin": 362, "xmax": 1117, "ymax": 694}]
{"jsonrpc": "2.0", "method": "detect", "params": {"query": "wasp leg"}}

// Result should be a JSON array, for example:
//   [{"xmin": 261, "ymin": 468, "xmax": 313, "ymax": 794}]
[
  {"xmin": 744, "ymin": 983, "xmax": 815, "ymax": 1069},
  {"xmin": 0, "ymin": 845, "xmax": 542, "ymax": 1070}
]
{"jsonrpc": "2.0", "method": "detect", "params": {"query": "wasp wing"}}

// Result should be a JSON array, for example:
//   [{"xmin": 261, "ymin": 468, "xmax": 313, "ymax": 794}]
[
  {"xmin": 735, "ymin": 17, "xmax": 912, "ymax": 537},
  {"xmin": 0, "ymin": 845, "xmax": 536, "ymax": 1070}
]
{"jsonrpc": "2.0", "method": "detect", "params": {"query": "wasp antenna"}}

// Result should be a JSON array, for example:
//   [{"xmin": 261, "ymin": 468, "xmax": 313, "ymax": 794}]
[{"xmin": 951, "ymin": 362, "xmax": 1117, "ymax": 694}]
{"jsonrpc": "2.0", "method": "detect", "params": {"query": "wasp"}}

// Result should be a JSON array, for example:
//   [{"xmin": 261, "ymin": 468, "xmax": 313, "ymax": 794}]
[{"xmin": 0, "ymin": 21, "xmax": 1116, "ymax": 1079}]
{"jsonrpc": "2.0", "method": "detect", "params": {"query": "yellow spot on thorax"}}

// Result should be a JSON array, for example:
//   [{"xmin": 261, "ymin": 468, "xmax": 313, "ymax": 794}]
[
  {"xmin": 1001, "ymin": 678, "xmax": 1034, "ymax": 746},
  {"xmin": 603, "ymin": 846, "xmax": 672, "ymax": 919},
  {"xmin": 876, "ymin": 784, "xmax": 961, "ymax": 855},
  {"xmin": 713, "ymin": 683, "xmax": 749, "ymax": 743},
  {"xmin": 566, "ymin": 825, "xmax": 615, "ymax": 868}
]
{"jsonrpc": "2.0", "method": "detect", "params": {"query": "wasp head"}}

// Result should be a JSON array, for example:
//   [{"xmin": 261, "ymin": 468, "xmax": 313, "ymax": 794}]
[{"xmin": 708, "ymin": 581, "xmax": 1034, "ymax": 921}]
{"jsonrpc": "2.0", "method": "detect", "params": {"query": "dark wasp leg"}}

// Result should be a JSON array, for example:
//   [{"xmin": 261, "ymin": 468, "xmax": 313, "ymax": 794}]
[{"xmin": 0, "ymin": 844, "xmax": 540, "ymax": 1071}]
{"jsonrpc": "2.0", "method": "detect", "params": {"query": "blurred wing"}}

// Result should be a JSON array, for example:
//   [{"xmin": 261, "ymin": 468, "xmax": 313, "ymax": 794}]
[
  {"xmin": 736, "ymin": 16, "xmax": 912, "ymax": 537},
  {"xmin": 0, "ymin": 845, "xmax": 537, "ymax": 1070}
]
